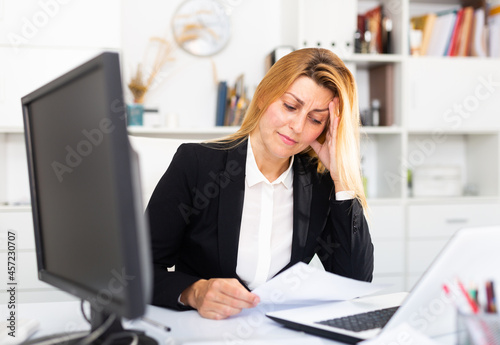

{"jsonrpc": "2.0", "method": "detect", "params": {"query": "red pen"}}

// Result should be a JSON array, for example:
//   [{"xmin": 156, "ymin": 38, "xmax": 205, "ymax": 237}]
[{"xmin": 457, "ymin": 279, "xmax": 479, "ymax": 314}]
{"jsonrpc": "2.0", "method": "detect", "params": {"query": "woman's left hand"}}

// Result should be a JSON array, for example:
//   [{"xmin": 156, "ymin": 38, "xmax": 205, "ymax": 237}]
[{"xmin": 310, "ymin": 98, "xmax": 344, "ymax": 190}]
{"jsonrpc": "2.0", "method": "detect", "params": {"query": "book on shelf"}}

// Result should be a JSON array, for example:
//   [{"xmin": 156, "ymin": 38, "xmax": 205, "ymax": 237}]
[
  {"xmin": 426, "ymin": 9, "xmax": 458, "ymax": 56},
  {"xmin": 215, "ymin": 81, "xmax": 227, "ymax": 126},
  {"xmin": 446, "ymin": 7, "xmax": 465, "ymax": 56},
  {"xmin": 470, "ymin": 7, "xmax": 488, "ymax": 56},
  {"xmin": 489, "ymin": 4, "xmax": 500, "ymax": 57},
  {"xmin": 410, "ymin": 13, "xmax": 437, "ymax": 55},
  {"xmin": 215, "ymin": 75, "xmax": 250, "ymax": 127},
  {"xmin": 411, "ymin": 0, "xmax": 499, "ymax": 57},
  {"xmin": 364, "ymin": 5, "xmax": 383, "ymax": 54},
  {"xmin": 368, "ymin": 63, "xmax": 394, "ymax": 126},
  {"xmin": 457, "ymin": 7, "xmax": 474, "ymax": 56}
]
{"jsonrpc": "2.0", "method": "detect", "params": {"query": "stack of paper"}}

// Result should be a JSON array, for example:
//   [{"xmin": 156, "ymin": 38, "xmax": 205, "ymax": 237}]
[{"xmin": 252, "ymin": 262, "xmax": 388, "ymax": 305}]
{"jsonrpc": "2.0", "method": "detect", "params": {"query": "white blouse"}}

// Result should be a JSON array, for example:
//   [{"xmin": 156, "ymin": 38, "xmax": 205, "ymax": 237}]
[{"xmin": 236, "ymin": 137, "xmax": 295, "ymax": 290}]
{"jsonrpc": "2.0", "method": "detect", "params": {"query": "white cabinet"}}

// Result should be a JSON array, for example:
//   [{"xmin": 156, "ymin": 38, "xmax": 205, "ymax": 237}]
[
  {"xmin": 407, "ymin": 202, "xmax": 500, "ymax": 286},
  {"xmin": 369, "ymin": 204, "xmax": 405, "ymax": 293},
  {"xmin": 408, "ymin": 58, "xmax": 500, "ymax": 130},
  {"xmin": 408, "ymin": 203, "xmax": 500, "ymax": 238}
]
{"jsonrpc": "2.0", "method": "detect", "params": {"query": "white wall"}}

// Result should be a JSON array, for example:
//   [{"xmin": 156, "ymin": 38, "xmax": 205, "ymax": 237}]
[{"xmin": 121, "ymin": 0, "xmax": 284, "ymax": 128}]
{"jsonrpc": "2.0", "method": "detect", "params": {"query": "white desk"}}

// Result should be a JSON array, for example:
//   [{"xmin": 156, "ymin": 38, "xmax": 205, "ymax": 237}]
[
  {"xmin": 16, "ymin": 300, "xmax": 346, "ymax": 344},
  {"xmin": 15, "ymin": 298, "xmax": 457, "ymax": 345}
]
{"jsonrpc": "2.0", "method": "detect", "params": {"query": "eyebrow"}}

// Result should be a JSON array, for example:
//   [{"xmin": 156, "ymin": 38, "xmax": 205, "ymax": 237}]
[{"xmin": 284, "ymin": 92, "xmax": 329, "ymax": 113}]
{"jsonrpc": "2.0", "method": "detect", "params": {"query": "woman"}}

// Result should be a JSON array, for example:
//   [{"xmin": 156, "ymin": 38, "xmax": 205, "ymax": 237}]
[{"xmin": 147, "ymin": 48, "xmax": 373, "ymax": 320}]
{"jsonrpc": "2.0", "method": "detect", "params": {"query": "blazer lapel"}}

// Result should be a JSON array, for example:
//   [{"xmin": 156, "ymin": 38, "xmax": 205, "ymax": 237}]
[
  {"xmin": 217, "ymin": 140, "xmax": 247, "ymax": 277},
  {"xmin": 289, "ymin": 155, "xmax": 313, "ymax": 266}
]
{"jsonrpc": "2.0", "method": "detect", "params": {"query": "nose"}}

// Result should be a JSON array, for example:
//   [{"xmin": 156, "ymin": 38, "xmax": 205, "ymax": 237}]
[{"xmin": 289, "ymin": 113, "xmax": 306, "ymax": 133}]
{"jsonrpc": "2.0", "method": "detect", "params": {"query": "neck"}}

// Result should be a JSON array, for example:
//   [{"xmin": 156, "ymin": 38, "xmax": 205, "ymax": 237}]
[{"xmin": 249, "ymin": 134, "xmax": 290, "ymax": 183}]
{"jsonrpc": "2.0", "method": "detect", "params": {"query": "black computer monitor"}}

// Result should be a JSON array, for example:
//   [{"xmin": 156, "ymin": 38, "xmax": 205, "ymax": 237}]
[{"xmin": 22, "ymin": 52, "xmax": 157, "ymax": 345}]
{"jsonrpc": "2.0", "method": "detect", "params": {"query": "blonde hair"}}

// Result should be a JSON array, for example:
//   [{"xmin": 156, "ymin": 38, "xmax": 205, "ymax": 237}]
[{"xmin": 216, "ymin": 48, "xmax": 367, "ymax": 212}]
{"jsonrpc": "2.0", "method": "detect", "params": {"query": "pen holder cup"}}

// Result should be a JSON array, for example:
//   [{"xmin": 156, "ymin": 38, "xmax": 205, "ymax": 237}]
[{"xmin": 457, "ymin": 311, "xmax": 500, "ymax": 345}]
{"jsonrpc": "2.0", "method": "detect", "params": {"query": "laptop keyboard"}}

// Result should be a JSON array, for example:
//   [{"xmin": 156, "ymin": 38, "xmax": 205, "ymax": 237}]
[{"xmin": 315, "ymin": 306, "xmax": 399, "ymax": 333}]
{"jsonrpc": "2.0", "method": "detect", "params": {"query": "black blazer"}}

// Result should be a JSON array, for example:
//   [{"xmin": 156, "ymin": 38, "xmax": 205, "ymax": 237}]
[{"xmin": 147, "ymin": 139, "xmax": 374, "ymax": 310}]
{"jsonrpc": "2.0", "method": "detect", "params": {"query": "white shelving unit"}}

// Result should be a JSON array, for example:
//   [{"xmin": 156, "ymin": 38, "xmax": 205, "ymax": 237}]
[
  {"xmin": 127, "ymin": 126, "xmax": 240, "ymax": 139},
  {"xmin": 1, "ymin": 0, "xmax": 500, "ymax": 303},
  {"xmin": 358, "ymin": 0, "xmax": 500, "ymax": 291},
  {"xmin": 279, "ymin": 0, "xmax": 500, "ymax": 291}
]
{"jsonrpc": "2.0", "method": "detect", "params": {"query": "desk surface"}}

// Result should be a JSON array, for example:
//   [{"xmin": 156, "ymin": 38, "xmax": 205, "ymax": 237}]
[
  {"xmin": 16, "ymin": 300, "xmax": 344, "ymax": 344},
  {"xmin": 14, "ymin": 297, "xmax": 456, "ymax": 345}
]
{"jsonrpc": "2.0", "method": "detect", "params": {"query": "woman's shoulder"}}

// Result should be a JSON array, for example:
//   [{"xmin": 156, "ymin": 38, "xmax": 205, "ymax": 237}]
[
  {"xmin": 175, "ymin": 139, "xmax": 246, "ymax": 165},
  {"xmin": 177, "ymin": 140, "xmax": 241, "ymax": 154}
]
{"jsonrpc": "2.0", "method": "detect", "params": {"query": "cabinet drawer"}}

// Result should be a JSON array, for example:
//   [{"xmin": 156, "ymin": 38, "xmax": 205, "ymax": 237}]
[
  {"xmin": 0, "ymin": 211, "xmax": 35, "ymax": 250},
  {"xmin": 408, "ymin": 203, "xmax": 500, "ymax": 238},
  {"xmin": 369, "ymin": 205, "xmax": 405, "ymax": 239}
]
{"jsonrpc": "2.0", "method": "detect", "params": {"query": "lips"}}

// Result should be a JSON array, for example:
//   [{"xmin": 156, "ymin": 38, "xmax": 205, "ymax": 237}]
[{"xmin": 278, "ymin": 133, "xmax": 297, "ymax": 145}]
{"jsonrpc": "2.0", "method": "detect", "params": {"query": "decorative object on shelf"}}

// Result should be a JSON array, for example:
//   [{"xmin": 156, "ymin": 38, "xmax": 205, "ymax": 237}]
[
  {"xmin": 412, "ymin": 166, "xmax": 462, "ymax": 198},
  {"xmin": 127, "ymin": 35, "xmax": 174, "ymax": 126},
  {"xmin": 126, "ymin": 103, "xmax": 144, "ymax": 126},
  {"xmin": 128, "ymin": 37, "xmax": 174, "ymax": 103},
  {"xmin": 171, "ymin": 0, "xmax": 231, "ymax": 57},
  {"xmin": 370, "ymin": 99, "xmax": 380, "ymax": 127}
]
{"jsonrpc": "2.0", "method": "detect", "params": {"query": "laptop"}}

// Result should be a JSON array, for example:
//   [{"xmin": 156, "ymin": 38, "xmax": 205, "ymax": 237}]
[{"xmin": 266, "ymin": 226, "xmax": 500, "ymax": 343}]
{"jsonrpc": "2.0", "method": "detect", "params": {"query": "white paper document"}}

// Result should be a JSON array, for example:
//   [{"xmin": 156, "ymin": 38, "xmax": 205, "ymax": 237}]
[{"xmin": 252, "ymin": 262, "xmax": 388, "ymax": 304}]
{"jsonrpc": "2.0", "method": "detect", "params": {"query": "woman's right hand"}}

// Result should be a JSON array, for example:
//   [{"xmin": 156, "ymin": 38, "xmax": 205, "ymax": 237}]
[{"xmin": 180, "ymin": 278, "xmax": 260, "ymax": 319}]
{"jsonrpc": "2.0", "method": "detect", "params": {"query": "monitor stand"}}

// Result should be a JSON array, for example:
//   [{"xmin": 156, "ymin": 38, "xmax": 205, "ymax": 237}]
[{"xmin": 24, "ymin": 307, "xmax": 158, "ymax": 345}]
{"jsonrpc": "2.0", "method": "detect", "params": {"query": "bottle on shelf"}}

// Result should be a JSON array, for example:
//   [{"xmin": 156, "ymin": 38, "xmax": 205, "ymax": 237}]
[{"xmin": 371, "ymin": 99, "xmax": 380, "ymax": 127}]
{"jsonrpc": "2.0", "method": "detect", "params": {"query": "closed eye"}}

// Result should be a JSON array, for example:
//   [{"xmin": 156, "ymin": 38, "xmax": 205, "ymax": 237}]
[
  {"xmin": 310, "ymin": 117, "xmax": 323, "ymax": 125},
  {"xmin": 284, "ymin": 103, "xmax": 296, "ymax": 111}
]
